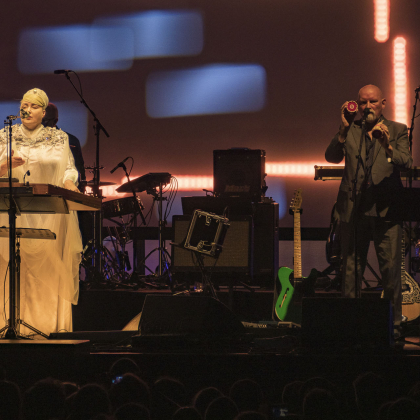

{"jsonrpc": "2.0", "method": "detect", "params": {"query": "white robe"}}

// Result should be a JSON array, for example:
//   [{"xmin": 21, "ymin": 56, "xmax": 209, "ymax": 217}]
[{"xmin": 0, "ymin": 124, "xmax": 82, "ymax": 337}]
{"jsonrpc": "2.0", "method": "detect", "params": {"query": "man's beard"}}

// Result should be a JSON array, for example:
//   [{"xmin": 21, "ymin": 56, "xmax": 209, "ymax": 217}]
[{"xmin": 365, "ymin": 111, "xmax": 377, "ymax": 123}]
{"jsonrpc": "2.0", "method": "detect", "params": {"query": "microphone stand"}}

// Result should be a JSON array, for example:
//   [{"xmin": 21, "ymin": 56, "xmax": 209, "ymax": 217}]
[
  {"xmin": 3, "ymin": 116, "xmax": 18, "ymax": 338},
  {"xmin": 407, "ymin": 88, "xmax": 419, "ymax": 275},
  {"xmin": 351, "ymin": 117, "xmax": 367, "ymax": 299},
  {"xmin": 61, "ymin": 71, "xmax": 109, "ymax": 275}
]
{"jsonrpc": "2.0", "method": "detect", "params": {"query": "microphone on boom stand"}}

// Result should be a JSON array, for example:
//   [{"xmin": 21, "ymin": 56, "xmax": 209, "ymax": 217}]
[
  {"xmin": 110, "ymin": 157, "xmax": 130, "ymax": 174},
  {"xmin": 53, "ymin": 69, "xmax": 72, "ymax": 75}
]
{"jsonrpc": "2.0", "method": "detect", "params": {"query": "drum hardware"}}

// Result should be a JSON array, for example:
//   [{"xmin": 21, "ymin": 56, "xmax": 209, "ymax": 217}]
[
  {"xmin": 81, "ymin": 235, "xmax": 137, "ymax": 289},
  {"xmin": 117, "ymin": 172, "xmax": 174, "ymax": 288}
]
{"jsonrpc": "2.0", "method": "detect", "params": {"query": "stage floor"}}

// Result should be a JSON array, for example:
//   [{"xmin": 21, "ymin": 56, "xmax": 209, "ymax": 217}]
[{"xmin": 2, "ymin": 286, "xmax": 419, "ymax": 401}]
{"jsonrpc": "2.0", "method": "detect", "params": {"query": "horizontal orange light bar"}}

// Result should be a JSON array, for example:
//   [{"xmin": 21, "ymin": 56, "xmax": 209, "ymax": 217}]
[{"xmin": 85, "ymin": 162, "xmax": 337, "ymax": 197}]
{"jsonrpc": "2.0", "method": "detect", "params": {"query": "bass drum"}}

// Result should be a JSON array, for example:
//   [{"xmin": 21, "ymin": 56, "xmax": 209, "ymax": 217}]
[{"xmin": 102, "ymin": 196, "xmax": 142, "ymax": 219}]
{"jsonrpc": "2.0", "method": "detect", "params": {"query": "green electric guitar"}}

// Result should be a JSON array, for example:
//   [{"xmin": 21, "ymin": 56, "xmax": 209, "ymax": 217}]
[{"xmin": 274, "ymin": 189, "xmax": 316, "ymax": 323}]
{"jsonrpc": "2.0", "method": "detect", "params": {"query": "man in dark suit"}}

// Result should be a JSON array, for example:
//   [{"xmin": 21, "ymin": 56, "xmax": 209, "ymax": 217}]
[{"xmin": 325, "ymin": 84, "xmax": 412, "ymax": 330}]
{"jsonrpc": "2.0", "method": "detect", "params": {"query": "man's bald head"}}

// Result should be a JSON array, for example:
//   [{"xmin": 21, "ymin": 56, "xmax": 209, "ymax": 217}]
[
  {"xmin": 42, "ymin": 103, "xmax": 59, "ymax": 128},
  {"xmin": 358, "ymin": 85, "xmax": 383, "ymax": 100},
  {"xmin": 357, "ymin": 85, "xmax": 386, "ymax": 124}
]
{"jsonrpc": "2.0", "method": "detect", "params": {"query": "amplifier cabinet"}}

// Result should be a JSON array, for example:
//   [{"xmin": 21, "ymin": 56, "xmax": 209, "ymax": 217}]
[
  {"xmin": 171, "ymin": 202, "xmax": 279, "ymax": 288},
  {"xmin": 213, "ymin": 149, "xmax": 266, "ymax": 202},
  {"xmin": 172, "ymin": 215, "xmax": 253, "ymax": 273}
]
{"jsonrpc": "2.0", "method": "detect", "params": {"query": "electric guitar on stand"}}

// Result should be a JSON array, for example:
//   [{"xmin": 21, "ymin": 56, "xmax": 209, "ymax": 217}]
[{"xmin": 274, "ymin": 189, "xmax": 317, "ymax": 324}]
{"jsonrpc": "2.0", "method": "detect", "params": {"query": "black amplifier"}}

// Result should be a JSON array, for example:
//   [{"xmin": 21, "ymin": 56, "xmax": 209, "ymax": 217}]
[{"xmin": 213, "ymin": 148, "xmax": 266, "ymax": 203}]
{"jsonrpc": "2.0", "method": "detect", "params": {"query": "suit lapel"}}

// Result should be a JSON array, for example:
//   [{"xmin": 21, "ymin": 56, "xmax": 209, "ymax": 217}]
[
  {"xmin": 350, "ymin": 121, "xmax": 366, "ymax": 168},
  {"xmin": 372, "ymin": 117, "xmax": 390, "ymax": 165}
]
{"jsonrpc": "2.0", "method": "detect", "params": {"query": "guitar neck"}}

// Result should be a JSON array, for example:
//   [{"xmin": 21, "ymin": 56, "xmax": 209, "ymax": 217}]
[{"xmin": 294, "ymin": 211, "xmax": 302, "ymax": 278}]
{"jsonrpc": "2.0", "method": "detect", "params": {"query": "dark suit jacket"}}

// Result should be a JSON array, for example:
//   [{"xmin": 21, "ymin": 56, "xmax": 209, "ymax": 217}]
[{"xmin": 325, "ymin": 117, "xmax": 412, "ymax": 223}]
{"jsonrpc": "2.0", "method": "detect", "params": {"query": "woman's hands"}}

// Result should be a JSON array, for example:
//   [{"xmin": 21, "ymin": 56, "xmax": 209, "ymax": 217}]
[
  {"xmin": 0, "ymin": 150, "xmax": 25, "ymax": 177},
  {"xmin": 64, "ymin": 179, "xmax": 80, "ymax": 192}
]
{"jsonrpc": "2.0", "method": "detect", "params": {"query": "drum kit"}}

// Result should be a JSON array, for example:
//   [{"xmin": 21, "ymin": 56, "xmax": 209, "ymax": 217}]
[{"xmin": 81, "ymin": 172, "xmax": 174, "ymax": 289}]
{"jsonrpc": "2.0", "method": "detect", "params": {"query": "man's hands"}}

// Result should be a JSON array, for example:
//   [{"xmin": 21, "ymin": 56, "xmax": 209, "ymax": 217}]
[
  {"xmin": 372, "ymin": 123, "xmax": 393, "ymax": 157},
  {"xmin": 0, "ymin": 150, "xmax": 25, "ymax": 177},
  {"xmin": 338, "ymin": 101, "xmax": 357, "ymax": 143},
  {"xmin": 64, "ymin": 179, "xmax": 80, "ymax": 192}
]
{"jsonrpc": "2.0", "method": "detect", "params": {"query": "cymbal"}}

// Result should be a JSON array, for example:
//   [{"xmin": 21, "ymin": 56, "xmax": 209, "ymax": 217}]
[
  {"xmin": 83, "ymin": 180, "xmax": 117, "ymax": 187},
  {"xmin": 116, "ymin": 172, "xmax": 171, "ymax": 193}
]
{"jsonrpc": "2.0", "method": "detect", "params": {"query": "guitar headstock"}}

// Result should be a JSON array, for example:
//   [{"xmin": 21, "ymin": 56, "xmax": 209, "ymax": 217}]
[{"xmin": 289, "ymin": 188, "xmax": 303, "ymax": 215}]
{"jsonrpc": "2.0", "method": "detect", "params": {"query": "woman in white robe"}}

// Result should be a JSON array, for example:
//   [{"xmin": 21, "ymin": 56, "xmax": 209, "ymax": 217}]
[{"xmin": 0, "ymin": 88, "xmax": 82, "ymax": 337}]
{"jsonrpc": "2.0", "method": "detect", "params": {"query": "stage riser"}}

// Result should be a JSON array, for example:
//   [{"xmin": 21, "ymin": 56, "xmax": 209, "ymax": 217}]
[{"xmin": 73, "ymin": 289, "xmax": 277, "ymax": 331}]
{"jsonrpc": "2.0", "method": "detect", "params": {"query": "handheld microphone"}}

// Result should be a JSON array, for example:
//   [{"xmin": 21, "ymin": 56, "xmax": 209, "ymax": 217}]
[
  {"xmin": 344, "ymin": 101, "xmax": 358, "ymax": 123},
  {"xmin": 345, "ymin": 101, "xmax": 358, "ymax": 114},
  {"xmin": 372, "ymin": 124, "xmax": 384, "ymax": 139},
  {"xmin": 110, "ymin": 157, "xmax": 130, "ymax": 174},
  {"xmin": 53, "ymin": 69, "xmax": 71, "ymax": 75}
]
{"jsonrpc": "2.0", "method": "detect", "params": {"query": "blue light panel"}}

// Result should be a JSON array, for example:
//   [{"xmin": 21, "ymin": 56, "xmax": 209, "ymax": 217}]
[
  {"xmin": 94, "ymin": 10, "xmax": 203, "ymax": 58},
  {"xmin": 18, "ymin": 25, "xmax": 133, "ymax": 74},
  {"xmin": 0, "ymin": 101, "xmax": 88, "ymax": 147},
  {"xmin": 0, "ymin": 102, "xmax": 21, "ymax": 124},
  {"xmin": 146, "ymin": 64, "xmax": 267, "ymax": 118},
  {"xmin": 18, "ymin": 10, "xmax": 203, "ymax": 74}
]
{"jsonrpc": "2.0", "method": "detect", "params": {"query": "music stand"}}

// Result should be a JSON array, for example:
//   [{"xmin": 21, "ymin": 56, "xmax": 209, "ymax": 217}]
[
  {"xmin": 0, "ymin": 183, "xmax": 101, "ymax": 339},
  {"xmin": 0, "ymin": 227, "xmax": 56, "ymax": 339}
]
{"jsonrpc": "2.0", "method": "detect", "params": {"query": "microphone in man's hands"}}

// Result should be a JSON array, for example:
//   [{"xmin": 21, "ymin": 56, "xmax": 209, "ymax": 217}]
[
  {"xmin": 344, "ymin": 101, "xmax": 358, "ymax": 123},
  {"xmin": 110, "ymin": 157, "xmax": 130, "ymax": 174}
]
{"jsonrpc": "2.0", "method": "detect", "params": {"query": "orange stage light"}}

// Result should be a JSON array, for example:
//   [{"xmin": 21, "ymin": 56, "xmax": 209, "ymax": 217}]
[
  {"xmin": 393, "ymin": 37, "xmax": 408, "ymax": 126},
  {"xmin": 374, "ymin": 0, "xmax": 390, "ymax": 43}
]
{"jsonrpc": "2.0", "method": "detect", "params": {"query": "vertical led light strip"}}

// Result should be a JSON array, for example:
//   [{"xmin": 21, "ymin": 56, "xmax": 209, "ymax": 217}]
[
  {"xmin": 374, "ymin": 0, "xmax": 390, "ymax": 42},
  {"xmin": 393, "ymin": 37, "xmax": 408, "ymax": 126}
]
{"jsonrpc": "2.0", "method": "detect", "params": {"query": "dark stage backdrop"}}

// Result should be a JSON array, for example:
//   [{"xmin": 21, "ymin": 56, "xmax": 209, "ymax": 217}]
[{"xmin": 1, "ymin": 0, "xmax": 419, "ymax": 230}]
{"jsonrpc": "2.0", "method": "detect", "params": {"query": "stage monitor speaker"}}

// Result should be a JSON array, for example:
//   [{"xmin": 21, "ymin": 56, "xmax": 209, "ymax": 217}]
[
  {"xmin": 137, "ymin": 295, "xmax": 245, "ymax": 337},
  {"xmin": 213, "ymin": 148, "xmax": 266, "ymax": 202},
  {"xmin": 301, "ymin": 298, "xmax": 393, "ymax": 349},
  {"xmin": 171, "ymin": 215, "xmax": 253, "ymax": 273}
]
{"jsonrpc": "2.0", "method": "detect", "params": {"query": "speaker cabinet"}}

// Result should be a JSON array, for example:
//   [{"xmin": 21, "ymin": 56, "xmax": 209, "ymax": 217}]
[{"xmin": 301, "ymin": 298, "xmax": 393, "ymax": 349}]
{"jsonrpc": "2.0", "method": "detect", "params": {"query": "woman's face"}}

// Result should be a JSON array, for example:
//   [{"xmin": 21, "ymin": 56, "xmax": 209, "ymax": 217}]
[{"xmin": 20, "ymin": 101, "xmax": 45, "ymax": 130}]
